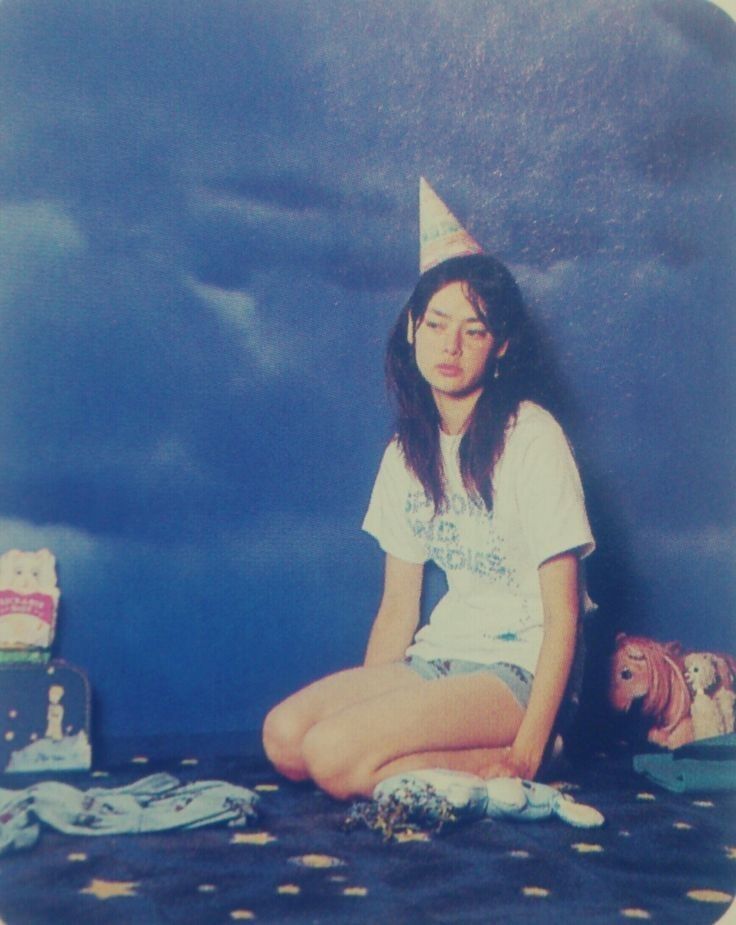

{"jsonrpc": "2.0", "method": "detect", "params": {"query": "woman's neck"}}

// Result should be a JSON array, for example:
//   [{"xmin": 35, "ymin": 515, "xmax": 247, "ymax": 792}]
[{"xmin": 434, "ymin": 388, "xmax": 483, "ymax": 436}]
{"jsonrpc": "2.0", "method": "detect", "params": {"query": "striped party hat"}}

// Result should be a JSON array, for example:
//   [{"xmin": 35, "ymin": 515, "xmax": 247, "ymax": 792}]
[{"xmin": 419, "ymin": 177, "xmax": 483, "ymax": 273}]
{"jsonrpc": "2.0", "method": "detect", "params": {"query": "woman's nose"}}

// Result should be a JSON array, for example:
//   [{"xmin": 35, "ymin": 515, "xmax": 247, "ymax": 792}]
[{"xmin": 443, "ymin": 329, "xmax": 462, "ymax": 354}]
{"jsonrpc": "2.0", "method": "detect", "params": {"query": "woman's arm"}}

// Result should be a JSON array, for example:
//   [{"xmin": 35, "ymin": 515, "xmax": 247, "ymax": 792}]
[
  {"xmin": 504, "ymin": 550, "xmax": 580, "ymax": 779},
  {"xmin": 363, "ymin": 554, "xmax": 424, "ymax": 667}
]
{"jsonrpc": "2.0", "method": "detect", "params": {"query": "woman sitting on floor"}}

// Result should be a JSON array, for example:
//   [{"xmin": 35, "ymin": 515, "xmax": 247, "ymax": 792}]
[{"xmin": 263, "ymin": 179, "xmax": 594, "ymax": 800}]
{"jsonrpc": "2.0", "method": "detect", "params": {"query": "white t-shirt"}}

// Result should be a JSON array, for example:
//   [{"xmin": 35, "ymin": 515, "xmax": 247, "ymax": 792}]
[{"xmin": 362, "ymin": 401, "xmax": 595, "ymax": 674}]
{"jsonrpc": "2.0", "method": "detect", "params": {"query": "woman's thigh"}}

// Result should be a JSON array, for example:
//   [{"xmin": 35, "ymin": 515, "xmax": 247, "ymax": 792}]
[
  {"xmin": 262, "ymin": 661, "xmax": 425, "ymax": 768},
  {"xmin": 301, "ymin": 671, "xmax": 525, "ymax": 795},
  {"xmin": 273, "ymin": 661, "xmax": 424, "ymax": 726}
]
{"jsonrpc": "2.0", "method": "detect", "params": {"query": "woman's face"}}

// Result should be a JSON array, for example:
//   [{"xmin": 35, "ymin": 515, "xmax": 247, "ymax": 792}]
[{"xmin": 412, "ymin": 281, "xmax": 504, "ymax": 400}]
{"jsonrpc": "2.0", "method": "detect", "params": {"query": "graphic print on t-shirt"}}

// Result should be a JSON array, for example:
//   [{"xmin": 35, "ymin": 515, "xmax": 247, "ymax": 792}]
[{"xmin": 404, "ymin": 488, "xmax": 522, "ymax": 596}]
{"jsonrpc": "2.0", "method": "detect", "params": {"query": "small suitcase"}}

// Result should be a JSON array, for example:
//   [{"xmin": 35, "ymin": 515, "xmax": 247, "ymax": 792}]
[{"xmin": 0, "ymin": 660, "xmax": 92, "ymax": 773}]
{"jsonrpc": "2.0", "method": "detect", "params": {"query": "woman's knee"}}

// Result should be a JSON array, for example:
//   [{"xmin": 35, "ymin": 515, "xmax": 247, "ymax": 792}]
[
  {"xmin": 301, "ymin": 721, "xmax": 373, "ymax": 800},
  {"xmin": 262, "ymin": 702, "xmax": 310, "ymax": 780}
]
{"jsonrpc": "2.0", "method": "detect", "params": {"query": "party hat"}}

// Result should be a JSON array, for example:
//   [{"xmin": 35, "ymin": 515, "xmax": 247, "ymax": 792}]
[{"xmin": 419, "ymin": 177, "xmax": 483, "ymax": 273}]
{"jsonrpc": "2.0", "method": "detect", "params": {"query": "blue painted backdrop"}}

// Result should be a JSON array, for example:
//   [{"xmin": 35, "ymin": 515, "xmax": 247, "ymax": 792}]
[{"xmin": 0, "ymin": 0, "xmax": 734, "ymax": 745}]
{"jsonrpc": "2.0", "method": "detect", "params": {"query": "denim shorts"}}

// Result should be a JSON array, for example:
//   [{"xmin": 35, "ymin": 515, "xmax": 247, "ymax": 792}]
[{"xmin": 403, "ymin": 655, "xmax": 534, "ymax": 710}]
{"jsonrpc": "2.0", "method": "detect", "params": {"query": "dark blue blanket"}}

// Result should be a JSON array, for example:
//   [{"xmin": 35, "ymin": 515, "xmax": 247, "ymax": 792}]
[{"xmin": 1, "ymin": 744, "xmax": 734, "ymax": 924}]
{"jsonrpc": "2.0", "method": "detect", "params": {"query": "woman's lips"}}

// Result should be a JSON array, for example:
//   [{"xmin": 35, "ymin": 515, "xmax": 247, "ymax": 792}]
[{"xmin": 436, "ymin": 364, "xmax": 462, "ymax": 376}]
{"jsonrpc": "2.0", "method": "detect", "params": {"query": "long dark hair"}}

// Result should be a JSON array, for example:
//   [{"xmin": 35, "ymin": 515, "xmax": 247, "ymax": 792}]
[{"xmin": 386, "ymin": 253, "xmax": 561, "ymax": 512}]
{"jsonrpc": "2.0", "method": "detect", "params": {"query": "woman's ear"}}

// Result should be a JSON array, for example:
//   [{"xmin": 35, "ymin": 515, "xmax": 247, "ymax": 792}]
[{"xmin": 496, "ymin": 339, "xmax": 509, "ymax": 359}]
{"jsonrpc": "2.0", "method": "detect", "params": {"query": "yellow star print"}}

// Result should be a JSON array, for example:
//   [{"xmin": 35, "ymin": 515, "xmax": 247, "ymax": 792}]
[
  {"xmin": 687, "ymin": 889, "xmax": 733, "ymax": 904},
  {"xmin": 393, "ymin": 830, "xmax": 431, "ymax": 843},
  {"xmin": 230, "ymin": 831, "xmax": 277, "ymax": 845},
  {"xmin": 288, "ymin": 854, "xmax": 344, "ymax": 868},
  {"xmin": 571, "ymin": 843, "xmax": 604, "ymax": 854},
  {"xmin": 80, "ymin": 878, "xmax": 140, "ymax": 900}
]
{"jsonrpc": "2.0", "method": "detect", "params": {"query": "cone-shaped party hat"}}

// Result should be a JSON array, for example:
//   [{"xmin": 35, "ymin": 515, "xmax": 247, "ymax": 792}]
[{"xmin": 419, "ymin": 177, "xmax": 483, "ymax": 273}]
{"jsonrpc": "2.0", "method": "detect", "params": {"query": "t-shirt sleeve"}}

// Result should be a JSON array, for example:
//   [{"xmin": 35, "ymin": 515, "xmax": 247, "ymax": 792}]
[
  {"xmin": 362, "ymin": 442, "xmax": 429, "ymax": 564},
  {"xmin": 512, "ymin": 414, "xmax": 595, "ymax": 567}
]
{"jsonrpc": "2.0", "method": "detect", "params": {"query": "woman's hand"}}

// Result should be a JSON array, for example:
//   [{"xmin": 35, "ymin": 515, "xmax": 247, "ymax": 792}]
[{"xmin": 481, "ymin": 743, "xmax": 542, "ymax": 781}]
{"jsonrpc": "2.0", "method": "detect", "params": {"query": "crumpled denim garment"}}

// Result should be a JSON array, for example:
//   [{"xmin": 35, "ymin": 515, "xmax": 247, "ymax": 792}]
[{"xmin": 0, "ymin": 772, "xmax": 259, "ymax": 855}]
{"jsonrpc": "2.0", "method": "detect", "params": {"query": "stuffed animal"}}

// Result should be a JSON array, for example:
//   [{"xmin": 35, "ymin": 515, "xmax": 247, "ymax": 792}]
[
  {"xmin": 345, "ymin": 769, "xmax": 605, "ymax": 840},
  {"xmin": 711, "ymin": 654, "xmax": 736, "ymax": 734},
  {"xmin": 609, "ymin": 634, "xmax": 694, "ymax": 749},
  {"xmin": 0, "ymin": 550, "xmax": 58, "ymax": 595},
  {"xmin": 684, "ymin": 652, "xmax": 736, "ymax": 737},
  {"xmin": 0, "ymin": 549, "xmax": 60, "ymax": 650}
]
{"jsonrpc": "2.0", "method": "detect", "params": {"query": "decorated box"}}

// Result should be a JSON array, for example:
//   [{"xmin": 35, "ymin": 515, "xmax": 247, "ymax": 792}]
[{"xmin": 0, "ymin": 660, "xmax": 91, "ymax": 773}]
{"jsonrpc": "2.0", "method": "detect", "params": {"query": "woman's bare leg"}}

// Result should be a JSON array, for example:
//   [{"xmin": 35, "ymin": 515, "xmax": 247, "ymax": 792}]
[
  {"xmin": 299, "ymin": 672, "xmax": 525, "ymax": 798},
  {"xmin": 262, "ymin": 662, "xmax": 425, "ymax": 781},
  {"xmin": 371, "ymin": 745, "xmax": 513, "ymax": 780}
]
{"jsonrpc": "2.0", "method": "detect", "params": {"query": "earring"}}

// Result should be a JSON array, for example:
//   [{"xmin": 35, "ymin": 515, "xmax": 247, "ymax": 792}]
[{"xmin": 493, "ymin": 362, "xmax": 500, "ymax": 380}]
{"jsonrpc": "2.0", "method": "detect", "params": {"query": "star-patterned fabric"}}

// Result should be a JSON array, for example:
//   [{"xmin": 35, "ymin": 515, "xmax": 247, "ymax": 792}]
[{"xmin": 1, "ymin": 745, "xmax": 735, "ymax": 924}]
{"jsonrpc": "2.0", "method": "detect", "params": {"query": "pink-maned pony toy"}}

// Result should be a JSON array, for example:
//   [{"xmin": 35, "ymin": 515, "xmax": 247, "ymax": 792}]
[{"xmin": 609, "ymin": 633, "xmax": 694, "ymax": 749}]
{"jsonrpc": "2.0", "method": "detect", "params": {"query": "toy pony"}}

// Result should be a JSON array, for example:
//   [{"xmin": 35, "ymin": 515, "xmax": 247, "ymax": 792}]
[{"xmin": 609, "ymin": 634, "xmax": 694, "ymax": 749}]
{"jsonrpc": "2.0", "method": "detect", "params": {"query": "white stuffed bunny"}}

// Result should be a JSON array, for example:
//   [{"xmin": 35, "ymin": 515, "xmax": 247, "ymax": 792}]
[{"xmin": 363, "ymin": 768, "xmax": 604, "ymax": 838}]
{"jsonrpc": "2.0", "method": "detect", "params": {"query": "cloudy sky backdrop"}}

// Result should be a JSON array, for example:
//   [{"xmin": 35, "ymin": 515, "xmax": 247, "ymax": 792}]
[{"xmin": 0, "ymin": 0, "xmax": 734, "ymax": 742}]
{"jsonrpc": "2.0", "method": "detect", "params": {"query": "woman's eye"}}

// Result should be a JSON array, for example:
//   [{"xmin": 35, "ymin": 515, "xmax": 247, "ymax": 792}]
[{"xmin": 466, "ymin": 329, "xmax": 487, "ymax": 338}]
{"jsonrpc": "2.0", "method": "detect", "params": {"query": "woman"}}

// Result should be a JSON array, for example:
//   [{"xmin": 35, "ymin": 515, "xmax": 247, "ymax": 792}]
[{"xmin": 262, "ymin": 179, "xmax": 594, "ymax": 800}]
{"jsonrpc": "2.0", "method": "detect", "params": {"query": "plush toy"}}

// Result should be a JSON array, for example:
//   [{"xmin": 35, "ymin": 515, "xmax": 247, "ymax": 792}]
[
  {"xmin": 345, "ymin": 768, "xmax": 604, "ymax": 841},
  {"xmin": 609, "ymin": 634, "xmax": 694, "ymax": 749},
  {"xmin": 711, "ymin": 653, "xmax": 736, "ymax": 733},
  {"xmin": 0, "ymin": 550, "xmax": 58, "ymax": 595},
  {"xmin": 684, "ymin": 652, "xmax": 736, "ymax": 738},
  {"xmin": 0, "ymin": 549, "xmax": 60, "ymax": 650}
]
